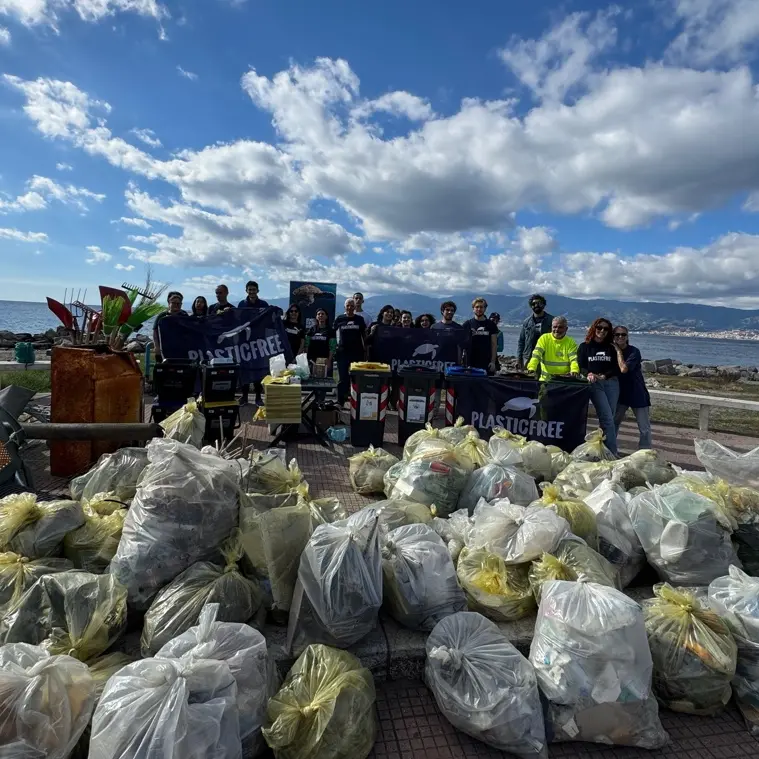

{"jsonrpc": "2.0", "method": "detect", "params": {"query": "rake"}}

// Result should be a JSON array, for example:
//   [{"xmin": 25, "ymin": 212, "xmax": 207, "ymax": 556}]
[{"xmin": 122, "ymin": 282, "xmax": 160, "ymax": 301}]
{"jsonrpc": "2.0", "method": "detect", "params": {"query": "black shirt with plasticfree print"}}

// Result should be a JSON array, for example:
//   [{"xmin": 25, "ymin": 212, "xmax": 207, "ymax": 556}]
[
  {"xmin": 578, "ymin": 341, "xmax": 619, "ymax": 378},
  {"xmin": 284, "ymin": 324, "xmax": 305, "ymax": 355},
  {"xmin": 333, "ymin": 314, "xmax": 366, "ymax": 359},
  {"xmin": 463, "ymin": 317, "xmax": 498, "ymax": 370},
  {"xmin": 307, "ymin": 325, "xmax": 334, "ymax": 361}
]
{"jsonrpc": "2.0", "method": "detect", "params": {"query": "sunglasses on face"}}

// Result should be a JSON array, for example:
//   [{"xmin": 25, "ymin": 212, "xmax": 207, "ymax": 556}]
[
  {"xmin": 614, "ymin": 332, "xmax": 628, "ymax": 338},
  {"xmin": 596, "ymin": 326, "xmax": 610, "ymax": 333}
]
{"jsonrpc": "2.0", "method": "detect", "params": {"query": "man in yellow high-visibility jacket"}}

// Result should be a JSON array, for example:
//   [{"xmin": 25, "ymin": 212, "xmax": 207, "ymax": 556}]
[{"xmin": 527, "ymin": 316, "xmax": 580, "ymax": 380}]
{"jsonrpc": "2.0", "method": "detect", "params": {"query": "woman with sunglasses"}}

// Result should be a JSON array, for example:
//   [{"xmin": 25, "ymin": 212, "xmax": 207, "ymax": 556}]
[
  {"xmin": 612, "ymin": 326, "xmax": 651, "ymax": 450},
  {"xmin": 283, "ymin": 304, "xmax": 305, "ymax": 356},
  {"xmin": 578, "ymin": 318, "xmax": 628, "ymax": 456}
]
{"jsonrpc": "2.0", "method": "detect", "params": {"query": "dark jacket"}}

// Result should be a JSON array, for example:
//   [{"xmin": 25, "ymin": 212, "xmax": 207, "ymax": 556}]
[
  {"xmin": 517, "ymin": 312, "xmax": 553, "ymax": 365},
  {"xmin": 618, "ymin": 344, "xmax": 650, "ymax": 408}
]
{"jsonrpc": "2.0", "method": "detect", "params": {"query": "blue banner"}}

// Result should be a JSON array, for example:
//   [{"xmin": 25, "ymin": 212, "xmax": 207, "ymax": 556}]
[
  {"xmin": 289, "ymin": 280, "xmax": 337, "ymax": 330},
  {"xmin": 158, "ymin": 307, "xmax": 293, "ymax": 383},
  {"xmin": 371, "ymin": 325, "xmax": 470, "ymax": 373}
]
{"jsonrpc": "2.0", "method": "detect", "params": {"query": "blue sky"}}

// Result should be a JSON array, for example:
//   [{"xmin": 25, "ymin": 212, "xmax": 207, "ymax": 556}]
[{"xmin": 1, "ymin": 0, "xmax": 759, "ymax": 308}]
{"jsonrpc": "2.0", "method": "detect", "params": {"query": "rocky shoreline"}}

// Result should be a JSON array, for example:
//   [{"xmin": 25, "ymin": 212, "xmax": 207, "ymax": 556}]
[{"xmin": 0, "ymin": 328, "xmax": 150, "ymax": 355}]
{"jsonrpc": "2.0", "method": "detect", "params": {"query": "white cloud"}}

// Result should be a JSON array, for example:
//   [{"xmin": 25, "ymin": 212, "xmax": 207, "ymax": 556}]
[
  {"xmin": 354, "ymin": 91, "xmax": 434, "ymax": 122},
  {"xmin": 177, "ymin": 66, "xmax": 198, "ymax": 81},
  {"xmin": 0, "ymin": 174, "xmax": 104, "ymax": 213},
  {"xmin": 130, "ymin": 127, "xmax": 162, "ymax": 148},
  {"xmin": 85, "ymin": 245, "xmax": 112, "ymax": 263},
  {"xmin": 666, "ymin": 0, "xmax": 759, "ymax": 66},
  {"xmin": 0, "ymin": 25, "xmax": 10, "ymax": 44},
  {"xmin": 182, "ymin": 274, "xmax": 243, "ymax": 291},
  {"xmin": 112, "ymin": 216, "xmax": 151, "ymax": 228},
  {"xmin": 115, "ymin": 263, "xmax": 135, "ymax": 271},
  {"xmin": 56, "ymin": 162, "xmax": 73, "ymax": 171},
  {"xmin": 0, "ymin": 227, "xmax": 48, "ymax": 243}
]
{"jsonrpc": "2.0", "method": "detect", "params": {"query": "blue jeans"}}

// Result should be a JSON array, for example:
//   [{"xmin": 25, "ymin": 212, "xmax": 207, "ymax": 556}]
[
  {"xmin": 615, "ymin": 404, "xmax": 652, "ymax": 450},
  {"xmin": 590, "ymin": 377, "xmax": 620, "ymax": 455}
]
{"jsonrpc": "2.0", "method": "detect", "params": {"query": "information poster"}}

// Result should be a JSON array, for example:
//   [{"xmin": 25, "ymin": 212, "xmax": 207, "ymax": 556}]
[{"xmin": 288, "ymin": 281, "xmax": 337, "ymax": 329}]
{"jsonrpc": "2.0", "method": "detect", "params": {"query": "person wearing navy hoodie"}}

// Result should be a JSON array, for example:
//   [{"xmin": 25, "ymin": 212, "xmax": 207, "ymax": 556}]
[
  {"xmin": 237, "ymin": 280, "xmax": 270, "ymax": 406},
  {"xmin": 612, "ymin": 326, "xmax": 652, "ymax": 450}
]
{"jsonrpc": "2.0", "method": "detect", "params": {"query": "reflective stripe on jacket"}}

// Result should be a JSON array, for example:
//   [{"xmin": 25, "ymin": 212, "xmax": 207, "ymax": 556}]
[{"xmin": 527, "ymin": 333, "xmax": 580, "ymax": 381}]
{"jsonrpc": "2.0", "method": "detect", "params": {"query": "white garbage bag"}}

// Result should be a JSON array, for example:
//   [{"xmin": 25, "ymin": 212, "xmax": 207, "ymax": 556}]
[
  {"xmin": 467, "ymin": 499, "xmax": 568, "ymax": 564},
  {"xmin": 695, "ymin": 439, "xmax": 759, "ymax": 489},
  {"xmin": 287, "ymin": 509, "xmax": 382, "ymax": 654},
  {"xmin": 628, "ymin": 483, "xmax": 740, "ymax": 585},
  {"xmin": 547, "ymin": 446, "xmax": 572, "ymax": 480},
  {"xmin": 88, "ymin": 656, "xmax": 242, "ymax": 759},
  {"xmin": 425, "ymin": 612, "xmax": 547, "ymax": 759},
  {"xmin": 109, "ymin": 439, "xmax": 240, "ymax": 609},
  {"xmin": 69, "ymin": 447, "xmax": 149, "ymax": 502},
  {"xmin": 529, "ymin": 581, "xmax": 668, "ymax": 749},
  {"xmin": 584, "ymin": 480, "xmax": 646, "ymax": 588},
  {"xmin": 0, "ymin": 643, "xmax": 96, "ymax": 759},
  {"xmin": 611, "ymin": 449, "xmax": 676, "ymax": 490},
  {"xmin": 156, "ymin": 604, "xmax": 280, "ymax": 756},
  {"xmin": 457, "ymin": 463, "xmax": 539, "ymax": 512},
  {"xmin": 429, "ymin": 509, "xmax": 472, "ymax": 564},
  {"xmin": 381, "ymin": 524, "xmax": 466, "ymax": 630}
]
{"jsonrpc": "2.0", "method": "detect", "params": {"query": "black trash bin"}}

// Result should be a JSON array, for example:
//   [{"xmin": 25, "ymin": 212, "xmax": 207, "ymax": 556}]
[
  {"xmin": 443, "ymin": 366, "xmax": 487, "ymax": 426},
  {"xmin": 397, "ymin": 366, "xmax": 440, "ymax": 446},
  {"xmin": 201, "ymin": 364, "xmax": 239, "ymax": 404},
  {"xmin": 349, "ymin": 366, "xmax": 392, "ymax": 448},
  {"xmin": 153, "ymin": 359, "xmax": 199, "ymax": 406},
  {"xmin": 201, "ymin": 400, "xmax": 240, "ymax": 445}
]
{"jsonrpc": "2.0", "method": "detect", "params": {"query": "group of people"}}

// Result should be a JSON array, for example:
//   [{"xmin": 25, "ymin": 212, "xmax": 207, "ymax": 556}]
[{"xmin": 152, "ymin": 285, "xmax": 652, "ymax": 451}]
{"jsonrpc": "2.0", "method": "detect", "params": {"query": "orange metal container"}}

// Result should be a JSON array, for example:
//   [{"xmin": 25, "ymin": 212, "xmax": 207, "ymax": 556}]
[{"xmin": 50, "ymin": 346, "xmax": 143, "ymax": 477}]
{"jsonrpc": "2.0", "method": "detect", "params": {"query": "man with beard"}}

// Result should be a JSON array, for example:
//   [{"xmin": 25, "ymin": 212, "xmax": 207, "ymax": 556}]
[{"xmin": 517, "ymin": 294, "xmax": 553, "ymax": 370}]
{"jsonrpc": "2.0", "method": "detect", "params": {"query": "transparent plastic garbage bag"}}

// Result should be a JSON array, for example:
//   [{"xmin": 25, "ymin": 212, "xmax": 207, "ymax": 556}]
[
  {"xmin": 425, "ymin": 612, "xmax": 548, "ymax": 759},
  {"xmin": 63, "ymin": 494, "xmax": 127, "ymax": 574},
  {"xmin": 88, "ymin": 655, "xmax": 242, "ymax": 759},
  {"xmin": 402, "ymin": 423, "xmax": 442, "ymax": 460},
  {"xmin": 612, "ymin": 449, "xmax": 676, "ymax": 490},
  {"xmin": 0, "ymin": 551, "xmax": 72, "ymax": 612},
  {"xmin": 439, "ymin": 417, "xmax": 478, "ymax": 446},
  {"xmin": 458, "ymin": 462, "xmax": 539, "ymax": 512},
  {"xmin": 553, "ymin": 461, "xmax": 615, "ymax": 499},
  {"xmin": 348, "ymin": 446, "xmax": 399, "ymax": 495},
  {"xmin": 530, "ymin": 483, "xmax": 598, "ymax": 548},
  {"xmin": 262, "ymin": 644, "xmax": 376, "ymax": 759},
  {"xmin": 0, "ymin": 642, "xmax": 96, "ymax": 759},
  {"xmin": 529, "ymin": 581, "xmax": 668, "ymax": 749},
  {"xmin": 429, "ymin": 509, "xmax": 472, "ymax": 565},
  {"xmin": 159, "ymin": 399, "xmax": 206, "ymax": 448},
  {"xmin": 547, "ymin": 446, "xmax": 572, "ymax": 480},
  {"xmin": 644, "ymin": 583, "xmax": 736, "ymax": 715},
  {"xmin": 695, "ymin": 439, "xmax": 759, "ymax": 489},
  {"xmin": 246, "ymin": 450, "xmax": 304, "ymax": 494},
  {"xmin": 371, "ymin": 499, "xmax": 434, "ymax": 531},
  {"xmin": 571, "ymin": 429, "xmax": 616, "ymax": 463},
  {"xmin": 295, "ymin": 484, "xmax": 347, "ymax": 531},
  {"xmin": 69, "ymin": 447, "xmax": 149, "ymax": 503},
  {"xmin": 381, "ymin": 524, "xmax": 466, "ymax": 630}
]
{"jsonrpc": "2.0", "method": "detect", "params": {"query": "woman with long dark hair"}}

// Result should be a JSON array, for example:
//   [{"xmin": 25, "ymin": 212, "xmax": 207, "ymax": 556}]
[
  {"xmin": 306, "ymin": 307, "xmax": 334, "ymax": 372},
  {"xmin": 191, "ymin": 296, "xmax": 208, "ymax": 317},
  {"xmin": 577, "ymin": 317, "xmax": 628, "ymax": 456},
  {"xmin": 283, "ymin": 303, "xmax": 305, "ymax": 355},
  {"xmin": 367, "ymin": 305, "xmax": 395, "ymax": 358},
  {"xmin": 415, "ymin": 313, "xmax": 435, "ymax": 328}
]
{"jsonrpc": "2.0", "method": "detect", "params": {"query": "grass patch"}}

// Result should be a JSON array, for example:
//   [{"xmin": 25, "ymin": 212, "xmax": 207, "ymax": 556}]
[
  {"xmin": 649, "ymin": 405, "xmax": 759, "ymax": 438},
  {"xmin": 0, "ymin": 371, "xmax": 52, "ymax": 393},
  {"xmin": 647, "ymin": 373, "xmax": 759, "ymax": 399}
]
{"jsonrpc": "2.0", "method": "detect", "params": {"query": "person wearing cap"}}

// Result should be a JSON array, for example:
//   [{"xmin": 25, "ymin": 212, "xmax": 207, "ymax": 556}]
[
  {"xmin": 517, "ymin": 294, "xmax": 553, "ymax": 370},
  {"xmin": 490, "ymin": 312, "xmax": 504, "ymax": 355}
]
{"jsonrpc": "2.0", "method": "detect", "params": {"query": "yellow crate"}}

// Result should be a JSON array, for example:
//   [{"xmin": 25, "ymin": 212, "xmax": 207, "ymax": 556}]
[{"xmin": 264, "ymin": 383, "xmax": 302, "ymax": 425}]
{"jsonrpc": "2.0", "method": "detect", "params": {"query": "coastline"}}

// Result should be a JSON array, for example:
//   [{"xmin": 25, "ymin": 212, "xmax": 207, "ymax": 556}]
[{"xmin": 500, "ymin": 324, "xmax": 759, "ymax": 341}]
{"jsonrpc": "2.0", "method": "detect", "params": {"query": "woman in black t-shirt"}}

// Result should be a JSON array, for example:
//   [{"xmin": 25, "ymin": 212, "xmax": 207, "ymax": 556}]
[
  {"xmin": 283, "ymin": 304, "xmax": 305, "ymax": 356},
  {"xmin": 306, "ymin": 308, "xmax": 334, "ymax": 368}
]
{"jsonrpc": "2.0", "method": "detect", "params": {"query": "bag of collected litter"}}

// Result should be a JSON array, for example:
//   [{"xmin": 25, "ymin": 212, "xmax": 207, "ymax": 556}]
[
  {"xmin": 425, "ymin": 612, "xmax": 547, "ymax": 759},
  {"xmin": 520, "ymin": 441, "xmax": 554, "ymax": 483},
  {"xmin": 572, "ymin": 429, "xmax": 616, "ymax": 463},
  {"xmin": 454, "ymin": 431, "xmax": 491, "ymax": 469},
  {"xmin": 584, "ymin": 480, "xmax": 646, "ymax": 587},
  {"xmin": 429, "ymin": 510, "xmax": 472, "ymax": 564},
  {"xmin": 458, "ymin": 462, "xmax": 539, "ymax": 512},
  {"xmin": 530, "ymin": 581, "xmax": 668, "ymax": 748},
  {"xmin": 402, "ymin": 422, "xmax": 442, "ymax": 459},
  {"xmin": 695, "ymin": 439, "xmax": 759, "ymax": 489},
  {"xmin": 263, "ymin": 644, "xmax": 376, "ymax": 759},
  {"xmin": 1, "ymin": 571, "xmax": 127, "ymax": 662},
  {"xmin": 69, "ymin": 446, "xmax": 149, "ymax": 503},
  {"xmin": 490, "ymin": 437, "xmax": 553, "ymax": 483},
  {"xmin": 439, "ymin": 416, "xmax": 478, "ymax": 445},
  {"xmin": 141, "ymin": 535, "xmax": 266, "ymax": 656},
  {"xmin": 383, "ymin": 460, "xmax": 405, "ymax": 498},
  {"xmin": 63, "ymin": 495, "xmax": 127, "ymax": 574},
  {"xmin": 159, "ymin": 399, "xmax": 206, "ymax": 448},
  {"xmin": 468, "ymin": 500, "xmax": 568, "ymax": 564},
  {"xmin": 348, "ymin": 446, "xmax": 399, "ymax": 495},
  {"xmin": 547, "ymin": 446, "xmax": 572, "ymax": 480},
  {"xmin": 287, "ymin": 509, "xmax": 382, "ymax": 654},
  {"xmin": 242, "ymin": 489, "xmax": 299, "ymax": 511},
  {"xmin": 295, "ymin": 484, "xmax": 347, "ymax": 530},
  {"xmin": 110, "ymin": 439, "xmax": 240, "ymax": 609},
  {"xmin": 612, "ymin": 449, "xmax": 676, "ymax": 489},
  {"xmin": 643, "ymin": 583, "xmax": 736, "ymax": 715},
  {"xmin": 530, "ymin": 484, "xmax": 598, "ymax": 548},
  {"xmin": 553, "ymin": 460, "xmax": 615, "ymax": 498},
  {"xmin": 0, "ymin": 493, "xmax": 84, "ymax": 559},
  {"xmin": 156, "ymin": 604, "xmax": 279, "ymax": 756},
  {"xmin": 0, "ymin": 551, "xmax": 72, "ymax": 612},
  {"xmin": 708, "ymin": 566, "xmax": 759, "ymax": 734},
  {"xmin": 456, "ymin": 548, "xmax": 535, "ymax": 623},
  {"xmin": 246, "ymin": 449, "xmax": 304, "ymax": 493},
  {"xmin": 372, "ymin": 498, "xmax": 434, "ymax": 530},
  {"xmin": 0, "ymin": 642, "xmax": 96, "ymax": 759},
  {"xmin": 381, "ymin": 524, "xmax": 466, "ymax": 630},
  {"xmin": 88, "ymin": 652, "xmax": 134, "ymax": 700},
  {"xmin": 88, "ymin": 655, "xmax": 242, "ymax": 759},
  {"xmin": 628, "ymin": 483, "xmax": 740, "ymax": 585},
  {"xmin": 528, "ymin": 537, "xmax": 620, "ymax": 603}
]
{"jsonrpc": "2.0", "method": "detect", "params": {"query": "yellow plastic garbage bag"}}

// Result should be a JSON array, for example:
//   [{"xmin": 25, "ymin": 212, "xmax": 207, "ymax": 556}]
[
  {"xmin": 348, "ymin": 446, "xmax": 399, "ymax": 495},
  {"xmin": 553, "ymin": 460, "xmax": 616, "ymax": 498},
  {"xmin": 247, "ymin": 450, "xmax": 304, "ymax": 493},
  {"xmin": 63, "ymin": 494, "xmax": 127, "ymax": 574},
  {"xmin": 456, "ymin": 548, "xmax": 535, "ymax": 623},
  {"xmin": 439, "ymin": 417, "xmax": 479, "ymax": 446},
  {"xmin": 644, "ymin": 583, "xmax": 737, "ymax": 715},
  {"xmin": 571, "ymin": 429, "xmax": 617, "ymax": 463},
  {"xmin": 0, "ymin": 551, "xmax": 72, "ymax": 612},
  {"xmin": 372, "ymin": 499, "xmax": 435, "ymax": 531},
  {"xmin": 296, "ymin": 484, "xmax": 347, "ymax": 529},
  {"xmin": 263, "ymin": 644, "xmax": 377, "ymax": 759},
  {"xmin": 403, "ymin": 423, "xmax": 442, "ymax": 460},
  {"xmin": 454, "ymin": 431, "xmax": 491, "ymax": 469},
  {"xmin": 531, "ymin": 483, "xmax": 598, "ymax": 548},
  {"xmin": 159, "ymin": 399, "xmax": 205, "ymax": 448}
]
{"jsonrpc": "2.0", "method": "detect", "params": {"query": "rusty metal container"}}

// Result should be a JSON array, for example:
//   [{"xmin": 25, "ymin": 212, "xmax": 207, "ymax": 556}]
[{"xmin": 50, "ymin": 346, "xmax": 143, "ymax": 477}]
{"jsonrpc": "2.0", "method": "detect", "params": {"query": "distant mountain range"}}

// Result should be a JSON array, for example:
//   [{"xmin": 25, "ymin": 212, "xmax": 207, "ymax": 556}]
[{"xmin": 271, "ymin": 292, "xmax": 759, "ymax": 331}]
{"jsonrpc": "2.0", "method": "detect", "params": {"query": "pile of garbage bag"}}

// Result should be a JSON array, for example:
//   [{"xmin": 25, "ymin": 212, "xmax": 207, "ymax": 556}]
[
  {"xmin": 372, "ymin": 498, "xmax": 434, "ymax": 530},
  {"xmin": 643, "ymin": 583, "xmax": 736, "ymax": 715},
  {"xmin": 530, "ymin": 581, "xmax": 668, "ymax": 748},
  {"xmin": 628, "ymin": 483, "xmax": 740, "ymax": 585},
  {"xmin": 708, "ymin": 567, "xmax": 759, "ymax": 734},
  {"xmin": 0, "ymin": 551, "xmax": 72, "ymax": 611},
  {"xmin": 0, "ymin": 493, "xmax": 84, "ymax": 558},
  {"xmin": 141, "ymin": 534, "xmax": 265, "ymax": 656},
  {"xmin": 245, "ymin": 449, "xmax": 304, "ymax": 493},
  {"xmin": 263, "ymin": 644, "xmax": 377, "ymax": 759},
  {"xmin": 530, "ymin": 484, "xmax": 598, "ymax": 547},
  {"xmin": 457, "ymin": 461, "xmax": 539, "ymax": 512},
  {"xmin": 110, "ymin": 439, "xmax": 240, "ymax": 609},
  {"xmin": 572, "ymin": 429, "xmax": 616, "ymax": 463},
  {"xmin": 348, "ymin": 446, "xmax": 399, "ymax": 495},
  {"xmin": 439, "ymin": 416, "xmax": 478, "ymax": 445},
  {"xmin": 63, "ymin": 495, "xmax": 127, "ymax": 573},
  {"xmin": 467, "ymin": 500, "xmax": 568, "ymax": 564},
  {"xmin": 528, "ymin": 537, "xmax": 619, "ymax": 603},
  {"xmin": 156, "ymin": 603, "xmax": 280, "ymax": 755},
  {"xmin": 159, "ymin": 399, "xmax": 206, "ymax": 448},
  {"xmin": 425, "ymin": 612, "xmax": 548, "ymax": 759},
  {"xmin": 584, "ymin": 480, "xmax": 646, "ymax": 587},
  {"xmin": 69, "ymin": 446, "xmax": 149, "ymax": 503},
  {"xmin": 381, "ymin": 524, "xmax": 466, "ymax": 630},
  {"xmin": 695, "ymin": 439, "xmax": 759, "ymax": 489},
  {"xmin": 1, "ymin": 571, "xmax": 127, "ymax": 662},
  {"xmin": 287, "ymin": 508, "xmax": 382, "ymax": 654},
  {"xmin": 456, "ymin": 547, "xmax": 535, "ymax": 622},
  {"xmin": 89, "ymin": 655, "xmax": 242, "ymax": 759},
  {"xmin": 0, "ymin": 642, "xmax": 96, "ymax": 759}
]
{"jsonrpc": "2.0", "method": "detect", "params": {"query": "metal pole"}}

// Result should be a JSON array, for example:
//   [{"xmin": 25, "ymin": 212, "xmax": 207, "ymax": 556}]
[{"xmin": 21, "ymin": 423, "xmax": 162, "ymax": 441}]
